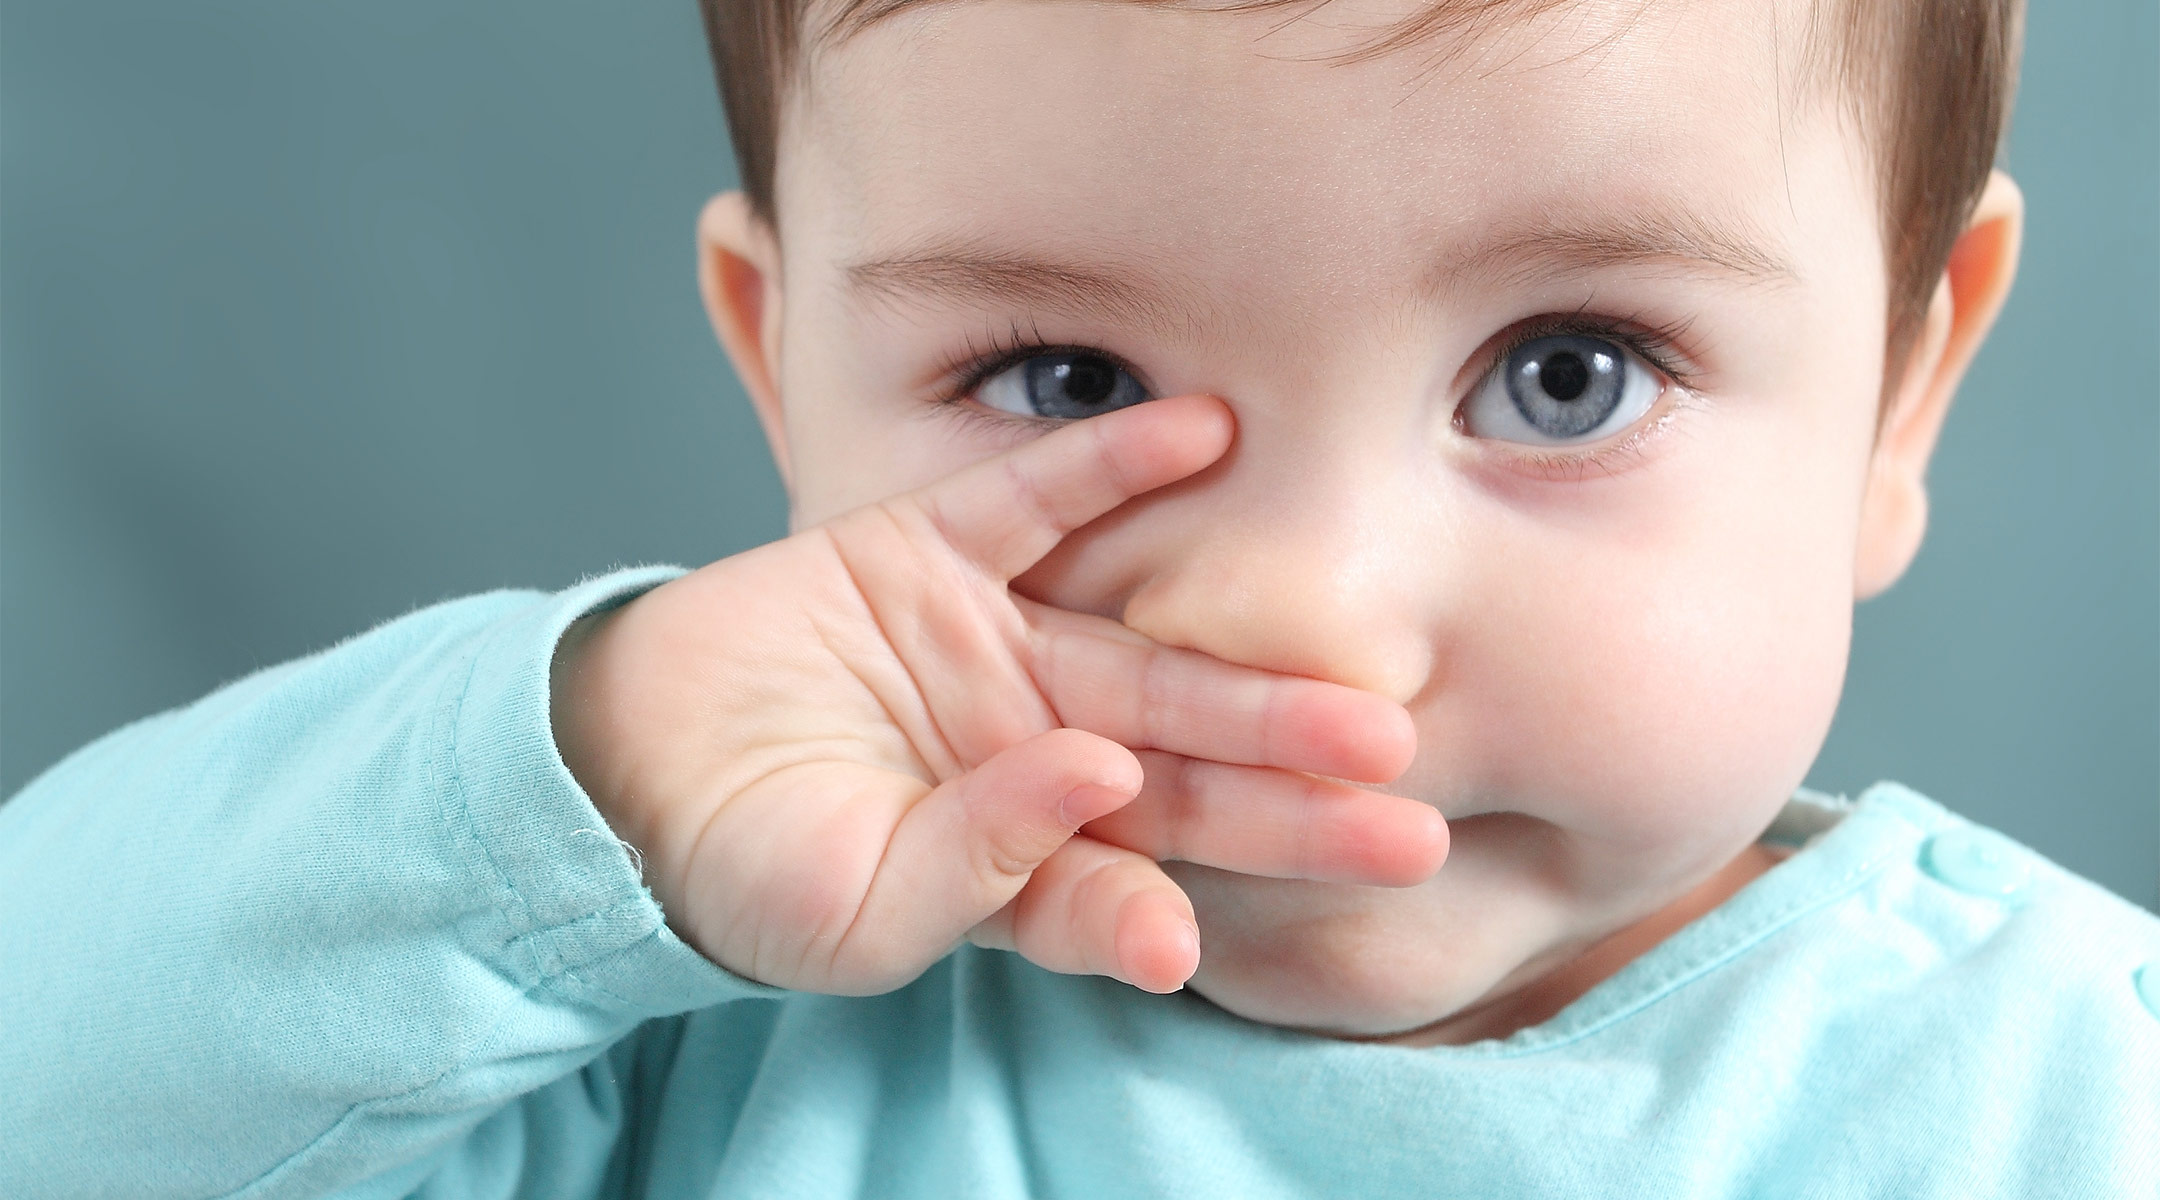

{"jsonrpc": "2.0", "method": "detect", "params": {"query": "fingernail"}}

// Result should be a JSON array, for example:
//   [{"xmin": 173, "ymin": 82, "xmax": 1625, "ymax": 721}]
[
  {"xmin": 1173, "ymin": 921, "xmax": 1200, "ymax": 978},
  {"xmin": 1058, "ymin": 782, "xmax": 1129, "ymax": 827}
]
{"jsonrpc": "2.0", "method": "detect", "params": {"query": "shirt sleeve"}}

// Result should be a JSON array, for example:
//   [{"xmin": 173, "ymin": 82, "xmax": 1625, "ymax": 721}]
[{"xmin": 0, "ymin": 567, "xmax": 789, "ymax": 1200}]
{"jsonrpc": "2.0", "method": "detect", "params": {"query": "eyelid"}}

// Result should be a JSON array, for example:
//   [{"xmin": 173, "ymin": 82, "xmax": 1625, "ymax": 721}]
[
  {"xmin": 1460, "ymin": 309, "xmax": 1701, "ymax": 397},
  {"xmin": 1478, "ymin": 389, "xmax": 1705, "ymax": 483}
]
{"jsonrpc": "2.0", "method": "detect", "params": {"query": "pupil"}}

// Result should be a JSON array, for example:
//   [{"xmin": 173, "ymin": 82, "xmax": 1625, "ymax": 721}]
[
  {"xmin": 1540, "ymin": 352, "xmax": 1590, "ymax": 402},
  {"xmin": 1056, "ymin": 358, "xmax": 1116, "ymax": 406}
]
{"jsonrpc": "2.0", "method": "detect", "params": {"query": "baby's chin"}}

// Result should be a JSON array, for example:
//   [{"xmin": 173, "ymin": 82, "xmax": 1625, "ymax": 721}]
[{"xmin": 1167, "ymin": 830, "xmax": 1580, "ymax": 1039}]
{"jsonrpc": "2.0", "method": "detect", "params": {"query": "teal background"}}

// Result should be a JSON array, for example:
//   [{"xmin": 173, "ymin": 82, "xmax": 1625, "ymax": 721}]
[{"xmin": 3, "ymin": 2, "xmax": 2155, "ymax": 910}]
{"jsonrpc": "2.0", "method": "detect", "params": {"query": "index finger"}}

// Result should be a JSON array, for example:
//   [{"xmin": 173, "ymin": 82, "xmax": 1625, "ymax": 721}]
[{"xmin": 907, "ymin": 393, "xmax": 1233, "ymax": 581}]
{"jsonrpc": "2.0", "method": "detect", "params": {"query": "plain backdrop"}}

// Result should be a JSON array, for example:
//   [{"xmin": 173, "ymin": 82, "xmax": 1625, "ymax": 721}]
[{"xmin": 3, "ymin": 1, "xmax": 2156, "ymax": 911}]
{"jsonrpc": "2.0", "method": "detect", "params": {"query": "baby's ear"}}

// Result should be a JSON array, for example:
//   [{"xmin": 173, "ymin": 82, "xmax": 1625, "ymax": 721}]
[
  {"xmin": 1854, "ymin": 170, "xmax": 2023, "ymax": 600},
  {"xmin": 698, "ymin": 191, "xmax": 793, "ymax": 493}
]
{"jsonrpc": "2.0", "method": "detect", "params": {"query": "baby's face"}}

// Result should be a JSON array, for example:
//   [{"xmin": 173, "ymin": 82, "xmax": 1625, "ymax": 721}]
[{"xmin": 752, "ymin": 0, "xmax": 1896, "ymax": 1037}]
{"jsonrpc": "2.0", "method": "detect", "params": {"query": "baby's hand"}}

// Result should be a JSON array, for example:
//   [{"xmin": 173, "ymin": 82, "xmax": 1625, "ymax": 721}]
[{"xmin": 550, "ymin": 394, "xmax": 1447, "ymax": 996}]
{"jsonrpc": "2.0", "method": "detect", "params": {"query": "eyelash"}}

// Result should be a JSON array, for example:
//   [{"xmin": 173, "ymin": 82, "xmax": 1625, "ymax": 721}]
[
  {"xmin": 1465, "ymin": 308, "xmax": 1703, "ymax": 483},
  {"xmin": 927, "ymin": 310, "xmax": 1706, "ymax": 480},
  {"xmin": 929, "ymin": 316, "xmax": 1123, "ymax": 430}
]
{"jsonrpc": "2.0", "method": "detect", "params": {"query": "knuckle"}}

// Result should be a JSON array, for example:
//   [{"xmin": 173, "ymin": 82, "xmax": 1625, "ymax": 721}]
[
  {"xmin": 1067, "ymin": 859, "xmax": 1135, "ymax": 971},
  {"xmin": 1003, "ymin": 456, "xmax": 1067, "ymax": 540},
  {"xmin": 916, "ymin": 490, "xmax": 965, "ymax": 553},
  {"xmin": 980, "ymin": 807, "xmax": 1052, "ymax": 882},
  {"xmin": 1258, "ymin": 675, "xmax": 1301, "ymax": 764},
  {"xmin": 1027, "ymin": 624, "xmax": 1083, "ymax": 727},
  {"xmin": 1064, "ymin": 854, "xmax": 1126, "ymax": 925},
  {"xmin": 1087, "ymin": 415, "xmax": 1137, "ymax": 497},
  {"xmin": 1163, "ymin": 755, "xmax": 1202, "ymax": 861},
  {"xmin": 1294, "ymin": 773, "xmax": 1325, "ymax": 879},
  {"xmin": 1135, "ymin": 643, "xmax": 1171, "ymax": 750}
]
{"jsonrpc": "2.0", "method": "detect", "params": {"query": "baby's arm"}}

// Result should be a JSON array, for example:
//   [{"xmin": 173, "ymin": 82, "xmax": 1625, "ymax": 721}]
[
  {"xmin": 0, "ymin": 572, "xmax": 777, "ymax": 1198},
  {"xmin": 0, "ymin": 393, "xmax": 1438, "ymax": 1198}
]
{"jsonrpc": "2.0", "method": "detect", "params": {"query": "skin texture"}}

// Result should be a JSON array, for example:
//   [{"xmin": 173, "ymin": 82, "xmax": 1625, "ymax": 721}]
[{"xmin": 657, "ymin": 0, "xmax": 2023, "ymax": 1043}]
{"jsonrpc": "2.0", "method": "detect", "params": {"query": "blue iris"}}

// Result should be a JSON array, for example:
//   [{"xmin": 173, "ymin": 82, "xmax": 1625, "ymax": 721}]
[{"xmin": 1502, "ymin": 335, "xmax": 1627, "ymax": 439}]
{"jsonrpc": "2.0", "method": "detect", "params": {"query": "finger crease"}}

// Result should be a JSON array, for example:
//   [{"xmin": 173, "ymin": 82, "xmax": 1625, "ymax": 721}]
[
  {"xmin": 1137, "ymin": 643, "xmax": 1169, "ymax": 752},
  {"xmin": 1166, "ymin": 755, "xmax": 1200, "ymax": 862},
  {"xmin": 1295, "ymin": 774, "xmax": 1324, "ymax": 880},
  {"xmin": 1004, "ymin": 456, "xmax": 1070, "ymax": 549}
]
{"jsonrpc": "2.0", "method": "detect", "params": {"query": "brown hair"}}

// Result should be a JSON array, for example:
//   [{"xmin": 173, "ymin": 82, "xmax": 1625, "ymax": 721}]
[{"xmin": 696, "ymin": 0, "xmax": 2022, "ymax": 410}]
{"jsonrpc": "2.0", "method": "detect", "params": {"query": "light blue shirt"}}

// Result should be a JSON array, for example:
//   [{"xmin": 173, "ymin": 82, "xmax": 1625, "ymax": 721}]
[{"xmin": 3, "ymin": 568, "xmax": 2156, "ymax": 1199}]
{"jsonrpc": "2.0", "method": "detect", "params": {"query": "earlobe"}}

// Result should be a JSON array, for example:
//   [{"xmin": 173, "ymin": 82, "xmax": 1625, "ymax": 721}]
[
  {"xmin": 697, "ymin": 190, "xmax": 793, "ymax": 492},
  {"xmin": 1853, "ymin": 169, "xmax": 2024, "ymax": 600}
]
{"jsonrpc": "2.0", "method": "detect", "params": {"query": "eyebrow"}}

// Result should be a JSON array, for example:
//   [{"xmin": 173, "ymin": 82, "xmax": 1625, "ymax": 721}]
[
  {"xmin": 845, "ymin": 239, "xmax": 1197, "ymax": 330},
  {"xmin": 1435, "ymin": 210, "xmax": 1798, "ymax": 294},
  {"xmin": 811, "ymin": 0, "xmax": 1567, "ymax": 54},
  {"xmin": 842, "ymin": 211, "xmax": 1797, "ymax": 327},
  {"xmin": 814, "ymin": 0, "xmax": 946, "ymax": 46}
]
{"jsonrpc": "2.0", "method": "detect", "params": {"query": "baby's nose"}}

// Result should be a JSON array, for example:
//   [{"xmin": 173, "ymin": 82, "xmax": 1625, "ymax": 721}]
[{"xmin": 1116, "ymin": 478, "xmax": 1438, "ymax": 707}]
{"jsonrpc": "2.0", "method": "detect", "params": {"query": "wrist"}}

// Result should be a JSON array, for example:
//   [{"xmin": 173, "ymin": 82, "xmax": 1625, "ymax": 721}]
[{"xmin": 549, "ymin": 602, "xmax": 652, "ymax": 858}]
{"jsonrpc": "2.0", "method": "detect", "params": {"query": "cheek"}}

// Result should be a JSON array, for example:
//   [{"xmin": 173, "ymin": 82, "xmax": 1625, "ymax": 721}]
[
  {"xmin": 773, "ymin": 331, "xmax": 1024, "ymax": 529},
  {"xmin": 1460, "ymin": 454, "xmax": 1858, "ymax": 855}
]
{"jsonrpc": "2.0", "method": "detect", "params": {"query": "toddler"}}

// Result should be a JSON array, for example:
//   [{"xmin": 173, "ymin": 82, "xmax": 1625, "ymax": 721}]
[{"xmin": 4, "ymin": 0, "xmax": 2156, "ymax": 1195}]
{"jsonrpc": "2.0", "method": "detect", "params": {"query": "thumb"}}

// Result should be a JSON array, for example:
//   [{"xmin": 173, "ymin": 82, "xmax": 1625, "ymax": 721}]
[{"xmin": 842, "ymin": 727, "xmax": 1143, "ymax": 977}]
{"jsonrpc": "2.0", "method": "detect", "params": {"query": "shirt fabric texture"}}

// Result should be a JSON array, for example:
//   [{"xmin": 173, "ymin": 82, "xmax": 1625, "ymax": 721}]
[{"xmin": 2, "ymin": 567, "xmax": 2156, "ymax": 1199}]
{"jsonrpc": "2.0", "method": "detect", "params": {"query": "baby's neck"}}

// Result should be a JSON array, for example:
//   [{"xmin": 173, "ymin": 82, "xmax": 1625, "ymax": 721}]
[{"xmin": 1353, "ymin": 840, "xmax": 1792, "ymax": 1048}]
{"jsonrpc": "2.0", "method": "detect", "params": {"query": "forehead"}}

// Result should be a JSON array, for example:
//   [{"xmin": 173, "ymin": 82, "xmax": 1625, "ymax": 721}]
[{"xmin": 781, "ymin": 0, "xmax": 1871, "ymax": 318}]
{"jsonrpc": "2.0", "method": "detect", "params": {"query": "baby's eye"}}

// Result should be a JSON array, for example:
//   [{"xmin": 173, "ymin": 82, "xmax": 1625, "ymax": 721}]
[
  {"xmin": 1461, "ymin": 333, "xmax": 1665, "ymax": 446},
  {"xmin": 973, "ymin": 351, "xmax": 1153, "ymax": 421}
]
